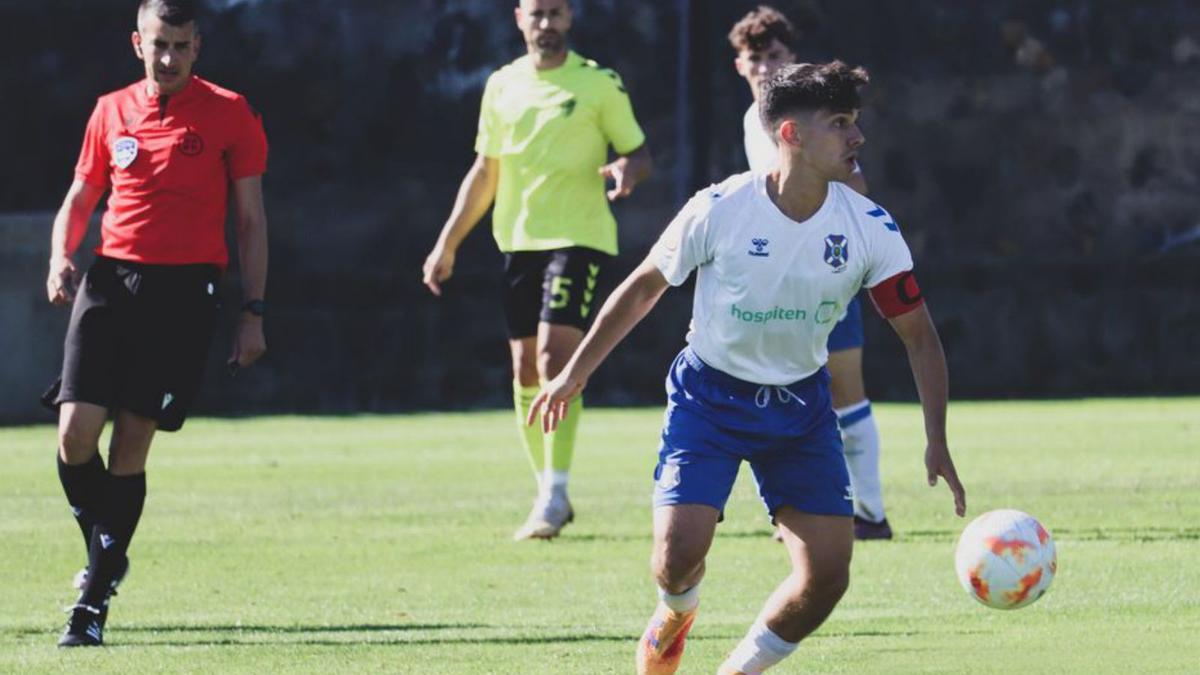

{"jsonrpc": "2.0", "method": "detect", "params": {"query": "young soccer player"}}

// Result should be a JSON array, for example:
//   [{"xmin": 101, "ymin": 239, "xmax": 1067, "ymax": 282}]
[
  {"xmin": 422, "ymin": 0, "xmax": 651, "ymax": 540},
  {"xmin": 45, "ymin": 0, "xmax": 269, "ymax": 646},
  {"xmin": 530, "ymin": 61, "xmax": 966, "ymax": 674},
  {"xmin": 731, "ymin": 6, "xmax": 893, "ymax": 540}
]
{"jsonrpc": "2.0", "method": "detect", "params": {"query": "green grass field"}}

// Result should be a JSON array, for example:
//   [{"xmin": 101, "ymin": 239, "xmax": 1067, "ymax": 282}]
[{"xmin": 1, "ymin": 399, "xmax": 1198, "ymax": 673}]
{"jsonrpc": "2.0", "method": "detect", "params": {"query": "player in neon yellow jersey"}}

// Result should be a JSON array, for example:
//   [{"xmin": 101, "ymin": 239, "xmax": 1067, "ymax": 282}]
[{"xmin": 423, "ymin": 0, "xmax": 651, "ymax": 540}]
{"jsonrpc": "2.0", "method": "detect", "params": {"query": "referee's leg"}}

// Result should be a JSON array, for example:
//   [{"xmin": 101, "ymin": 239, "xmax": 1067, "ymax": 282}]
[
  {"xmin": 72, "ymin": 411, "xmax": 154, "ymax": 631},
  {"xmin": 57, "ymin": 402, "xmax": 109, "ymax": 552},
  {"xmin": 58, "ymin": 402, "xmax": 106, "ymax": 465},
  {"xmin": 107, "ymin": 410, "xmax": 157, "ymax": 476}
]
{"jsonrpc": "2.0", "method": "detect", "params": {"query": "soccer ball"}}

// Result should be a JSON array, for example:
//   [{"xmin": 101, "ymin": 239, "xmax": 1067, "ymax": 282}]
[{"xmin": 954, "ymin": 509, "xmax": 1056, "ymax": 610}]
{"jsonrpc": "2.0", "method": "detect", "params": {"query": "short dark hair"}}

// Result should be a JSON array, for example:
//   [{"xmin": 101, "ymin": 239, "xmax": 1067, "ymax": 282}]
[
  {"xmin": 759, "ymin": 61, "xmax": 869, "ymax": 131},
  {"xmin": 728, "ymin": 5, "xmax": 796, "ymax": 53},
  {"xmin": 138, "ymin": 0, "xmax": 198, "ymax": 28}
]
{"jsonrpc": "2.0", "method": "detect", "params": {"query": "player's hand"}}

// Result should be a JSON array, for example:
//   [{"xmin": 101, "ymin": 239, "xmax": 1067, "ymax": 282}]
[
  {"xmin": 46, "ymin": 256, "xmax": 80, "ymax": 306},
  {"xmin": 600, "ymin": 157, "xmax": 638, "ymax": 201},
  {"xmin": 422, "ymin": 246, "xmax": 456, "ymax": 297},
  {"xmin": 228, "ymin": 314, "xmax": 266, "ymax": 372},
  {"xmin": 527, "ymin": 373, "xmax": 587, "ymax": 433},
  {"xmin": 926, "ymin": 441, "xmax": 966, "ymax": 517}
]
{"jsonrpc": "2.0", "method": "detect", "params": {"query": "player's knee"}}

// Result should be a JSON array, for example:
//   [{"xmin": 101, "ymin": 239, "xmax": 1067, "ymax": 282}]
[
  {"xmin": 58, "ymin": 425, "xmax": 97, "ymax": 463},
  {"xmin": 536, "ymin": 348, "xmax": 570, "ymax": 381},
  {"xmin": 651, "ymin": 546, "xmax": 704, "ymax": 592}
]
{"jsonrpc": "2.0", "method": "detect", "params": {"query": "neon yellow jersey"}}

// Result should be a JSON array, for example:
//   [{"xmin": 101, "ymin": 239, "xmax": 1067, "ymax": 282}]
[{"xmin": 476, "ymin": 51, "xmax": 646, "ymax": 255}]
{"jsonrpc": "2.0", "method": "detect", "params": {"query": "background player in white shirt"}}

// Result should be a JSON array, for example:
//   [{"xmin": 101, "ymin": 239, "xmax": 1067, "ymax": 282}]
[
  {"xmin": 529, "ymin": 62, "xmax": 965, "ymax": 675},
  {"xmin": 731, "ymin": 6, "xmax": 893, "ymax": 540}
]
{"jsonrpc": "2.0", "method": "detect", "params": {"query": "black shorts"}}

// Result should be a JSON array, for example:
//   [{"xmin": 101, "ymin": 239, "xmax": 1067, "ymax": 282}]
[
  {"xmin": 42, "ymin": 256, "xmax": 222, "ymax": 432},
  {"xmin": 501, "ymin": 247, "xmax": 611, "ymax": 339}
]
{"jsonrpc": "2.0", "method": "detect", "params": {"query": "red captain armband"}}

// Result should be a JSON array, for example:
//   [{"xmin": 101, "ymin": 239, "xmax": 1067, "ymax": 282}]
[{"xmin": 868, "ymin": 270, "xmax": 925, "ymax": 318}]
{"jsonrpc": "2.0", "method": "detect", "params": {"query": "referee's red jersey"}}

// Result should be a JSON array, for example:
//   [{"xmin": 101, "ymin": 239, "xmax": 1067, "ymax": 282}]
[{"xmin": 74, "ymin": 76, "xmax": 268, "ymax": 268}]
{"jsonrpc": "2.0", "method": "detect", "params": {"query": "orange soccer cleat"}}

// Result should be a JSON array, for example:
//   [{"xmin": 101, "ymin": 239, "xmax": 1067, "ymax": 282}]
[{"xmin": 635, "ymin": 603, "xmax": 697, "ymax": 675}]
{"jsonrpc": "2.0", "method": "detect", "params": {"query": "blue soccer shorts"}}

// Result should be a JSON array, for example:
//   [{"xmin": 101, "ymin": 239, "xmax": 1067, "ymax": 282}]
[
  {"xmin": 826, "ymin": 295, "xmax": 864, "ymax": 353},
  {"xmin": 652, "ymin": 348, "xmax": 854, "ymax": 520}
]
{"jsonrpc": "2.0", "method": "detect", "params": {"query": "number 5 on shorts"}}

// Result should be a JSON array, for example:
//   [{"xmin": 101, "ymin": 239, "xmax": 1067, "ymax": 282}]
[{"xmin": 549, "ymin": 276, "xmax": 572, "ymax": 310}]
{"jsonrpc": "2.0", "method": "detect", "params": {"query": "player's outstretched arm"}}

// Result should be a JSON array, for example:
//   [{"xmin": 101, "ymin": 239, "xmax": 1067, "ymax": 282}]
[
  {"xmin": 600, "ymin": 144, "xmax": 653, "ymax": 201},
  {"xmin": 888, "ymin": 304, "xmax": 967, "ymax": 516},
  {"xmin": 423, "ymin": 154, "xmax": 499, "ymax": 296},
  {"xmin": 529, "ymin": 258, "xmax": 670, "ymax": 431},
  {"xmin": 46, "ymin": 180, "xmax": 104, "ymax": 306},
  {"xmin": 229, "ymin": 175, "xmax": 269, "ymax": 370}
]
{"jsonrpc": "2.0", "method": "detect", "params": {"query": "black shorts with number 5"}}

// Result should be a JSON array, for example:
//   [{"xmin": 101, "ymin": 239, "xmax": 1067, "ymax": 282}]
[{"xmin": 501, "ymin": 247, "xmax": 611, "ymax": 339}]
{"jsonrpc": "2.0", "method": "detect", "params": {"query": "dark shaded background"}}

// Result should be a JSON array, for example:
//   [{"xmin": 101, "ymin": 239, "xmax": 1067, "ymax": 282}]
[{"xmin": 1, "ymin": 0, "xmax": 1198, "ymax": 423}]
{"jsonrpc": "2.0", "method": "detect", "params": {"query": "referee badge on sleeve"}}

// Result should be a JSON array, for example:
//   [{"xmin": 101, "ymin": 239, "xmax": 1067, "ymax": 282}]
[{"xmin": 113, "ymin": 136, "xmax": 139, "ymax": 169}]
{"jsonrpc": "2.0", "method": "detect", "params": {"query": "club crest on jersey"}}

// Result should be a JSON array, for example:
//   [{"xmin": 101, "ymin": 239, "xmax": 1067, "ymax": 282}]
[
  {"xmin": 824, "ymin": 235, "xmax": 849, "ymax": 272},
  {"xmin": 748, "ymin": 238, "xmax": 770, "ymax": 257},
  {"xmin": 657, "ymin": 463, "xmax": 681, "ymax": 491},
  {"xmin": 112, "ymin": 136, "xmax": 138, "ymax": 169}
]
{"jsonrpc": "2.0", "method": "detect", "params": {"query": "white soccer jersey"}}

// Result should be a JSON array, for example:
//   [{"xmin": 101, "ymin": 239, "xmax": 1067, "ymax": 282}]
[
  {"xmin": 743, "ymin": 102, "xmax": 777, "ymax": 173},
  {"xmin": 650, "ymin": 172, "xmax": 913, "ymax": 385}
]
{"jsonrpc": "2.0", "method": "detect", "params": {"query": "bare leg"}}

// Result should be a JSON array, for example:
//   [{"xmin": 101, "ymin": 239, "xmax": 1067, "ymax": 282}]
[
  {"xmin": 651, "ymin": 504, "xmax": 719, "ymax": 593},
  {"xmin": 636, "ymin": 504, "xmax": 719, "ymax": 675},
  {"xmin": 107, "ymin": 410, "xmax": 157, "ymax": 476},
  {"xmin": 721, "ymin": 508, "xmax": 852, "ymax": 673},
  {"xmin": 58, "ymin": 402, "xmax": 107, "ymax": 465},
  {"xmin": 761, "ymin": 508, "xmax": 853, "ymax": 641}
]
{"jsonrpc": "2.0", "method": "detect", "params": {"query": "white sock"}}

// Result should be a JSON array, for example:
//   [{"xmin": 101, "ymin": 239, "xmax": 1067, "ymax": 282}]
[
  {"xmin": 836, "ymin": 400, "xmax": 885, "ymax": 522},
  {"xmin": 657, "ymin": 584, "xmax": 700, "ymax": 613},
  {"xmin": 721, "ymin": 621, "xmax": 798, "ymax": 674},
  {"xmin": 539, "ymin": 470, "xmax": 569, "ymax": 500}
]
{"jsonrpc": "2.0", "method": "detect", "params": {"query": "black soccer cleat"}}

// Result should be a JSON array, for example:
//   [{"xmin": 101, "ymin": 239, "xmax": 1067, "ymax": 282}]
[
  {"xmin": 58, "ymin": 603, "xmax": 106, "ymax": 647},
  {"xmin": 853, "ymin": 516, "xmax": 894, "ymax": 541}
]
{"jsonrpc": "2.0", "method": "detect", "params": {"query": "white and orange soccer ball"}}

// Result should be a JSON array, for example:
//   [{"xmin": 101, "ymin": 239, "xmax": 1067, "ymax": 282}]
[{"xmin": 954, "ymin": 509, "xmax": 1057, "ymax": 610}]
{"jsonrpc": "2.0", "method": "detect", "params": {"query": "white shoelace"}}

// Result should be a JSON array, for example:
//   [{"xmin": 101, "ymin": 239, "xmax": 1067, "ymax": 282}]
[
  {"xmin": 754, "ymin": 385, "xmax": 807, "ymax": 408},
  {"xmin": 63, "ymin": 603, "xmax": 101, "ymax": 615}
]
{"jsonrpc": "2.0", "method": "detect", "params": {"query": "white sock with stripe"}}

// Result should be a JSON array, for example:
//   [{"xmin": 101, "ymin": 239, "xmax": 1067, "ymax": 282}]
[{"xmin": 836, "ymin": 399, "xmax": 885, "ymax": 522}]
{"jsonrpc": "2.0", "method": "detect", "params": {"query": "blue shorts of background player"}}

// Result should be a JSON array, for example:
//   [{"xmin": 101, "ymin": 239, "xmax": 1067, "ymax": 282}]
[
  {"xmin": 826, "ymin": 295, "xmax": 864, "ymax": 352},
  {"xmin": 653, "ymin": 348, "xmax": 854, "ymax": 520}
]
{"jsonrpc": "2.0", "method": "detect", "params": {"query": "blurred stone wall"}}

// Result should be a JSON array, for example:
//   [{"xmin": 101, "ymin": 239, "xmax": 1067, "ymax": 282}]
[{"xmin": 1, "ymin": 0, "xmax": 1198, "ymax": 423}]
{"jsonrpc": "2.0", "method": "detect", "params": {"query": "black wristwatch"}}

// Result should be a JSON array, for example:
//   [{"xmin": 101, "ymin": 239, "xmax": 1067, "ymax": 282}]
[{"xmin": 241, "ymin": 299, "xmax": 265, "ymax": 317}]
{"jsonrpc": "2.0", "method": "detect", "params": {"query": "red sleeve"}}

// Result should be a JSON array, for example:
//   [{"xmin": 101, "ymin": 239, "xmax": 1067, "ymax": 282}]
[
  {"xmin": 227, "ymin": 97, "xmax": 268, "ymax": 179},
  {"xmin": 868, "ymin": 270, "xmax": 925, "ymax": 318},
  {"xmin": 73, "ymin": 100, "xmax": 111, "ymax": 188}
]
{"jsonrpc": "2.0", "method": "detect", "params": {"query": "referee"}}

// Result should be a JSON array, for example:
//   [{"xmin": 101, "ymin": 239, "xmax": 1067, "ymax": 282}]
[{"xmin": 45, "ymin": 0, "xmax": 268, "ymax": 647}]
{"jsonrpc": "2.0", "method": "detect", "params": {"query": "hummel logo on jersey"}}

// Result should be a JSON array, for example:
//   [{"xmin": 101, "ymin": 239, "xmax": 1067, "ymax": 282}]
[
  {"xmin": 844, "ymin": 484, "xmax": 856, "ymax": 502},
  {"xmin": 748, "ymin": 238, "xmax": 770, "ymax": 257},
  {"xmin": 100, "ymin": 533, "xmax": 115, "ymax": 549},
  {"xmin": 162, "ymin": 393, "xmax": 174, "ymax": 410},
  {"xmin": 866, "ymin": 206, "xmax": 899, "ymax": 232},
  {"xmin": 560, "ymin": 98, "xmax": 577, "ymax": 117},
  {"xmin": 824, "ymin": 235, "xmax": 849, "ymax": 272}
]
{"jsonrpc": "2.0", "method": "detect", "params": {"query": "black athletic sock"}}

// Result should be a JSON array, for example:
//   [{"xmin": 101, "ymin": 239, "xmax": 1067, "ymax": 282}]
[
  {"xmin": 56, "ymin": 452, "xmax": 108, "ymax": 552},
  {"xmin": 79, "ymin": 473, "xmax": 146, "ymax": 608}
]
